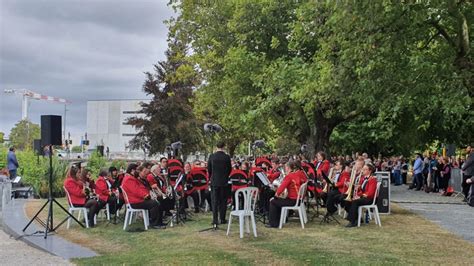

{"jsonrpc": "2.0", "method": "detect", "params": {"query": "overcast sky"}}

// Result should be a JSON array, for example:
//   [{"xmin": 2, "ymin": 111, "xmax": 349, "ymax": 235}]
[{"xmin": 0, "ymin": 0, "xmax": 175, "ymax": 139}]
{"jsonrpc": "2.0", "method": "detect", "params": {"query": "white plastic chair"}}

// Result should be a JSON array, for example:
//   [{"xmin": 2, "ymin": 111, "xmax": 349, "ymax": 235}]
[
  {"xmin": 279, "ymin": 182, "xmax": 308, "ymax": 229},
  {"xmin": 226, "ymin": 187, "xmax": 259, "ymax": 238},
  {"xmin": 121, "ymin": 187, "xmax": 149, "ymax": 231},
  {"xmin": 357, "ymin": 182, "xmax": 382, "ymax": 227},
  {"xmin": 64, "ymin": 186, "xmax": 90, "ymax": 229}
]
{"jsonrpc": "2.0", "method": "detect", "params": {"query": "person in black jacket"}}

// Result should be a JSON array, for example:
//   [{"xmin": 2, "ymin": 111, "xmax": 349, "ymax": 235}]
[
  {"xmin": 207, "ymin": 142, "xmax": 232, "ymax": 227},
  {"xmin": 462, "ymin": 146, "xmax": 474, "ymax": 200}
]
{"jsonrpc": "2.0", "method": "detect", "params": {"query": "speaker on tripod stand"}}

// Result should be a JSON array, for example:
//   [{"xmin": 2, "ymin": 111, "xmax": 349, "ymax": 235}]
[{"xmin": 23, "ymin": 115, "xmax": 84, "ymax": 238}]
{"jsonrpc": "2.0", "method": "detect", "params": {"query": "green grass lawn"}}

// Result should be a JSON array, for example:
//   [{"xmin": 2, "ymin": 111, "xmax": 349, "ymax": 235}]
[{"xmin": 25, "ymin": 199, "xmax": 474, "ymax": 265}]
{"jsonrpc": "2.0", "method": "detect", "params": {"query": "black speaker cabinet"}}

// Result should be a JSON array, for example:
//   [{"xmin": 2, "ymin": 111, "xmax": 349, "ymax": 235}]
[
  {"xmin": 33, "ymin": 139, "xmax": 43, "ymax": 155},
  {"xmin": 41, "ymin": 115, "xmax": 62, "ymax": 145},
  {"xmin": 375, "ymin": 171, "xmax": 391, "ymax": 214},
  {"xmin": 97, "ymin": 145, "xmax": 104, "ymax": 156}
]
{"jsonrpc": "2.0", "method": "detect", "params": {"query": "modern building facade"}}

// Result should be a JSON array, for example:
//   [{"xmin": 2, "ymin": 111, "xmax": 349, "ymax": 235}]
[{"xmin": 86, "ymin": 99, "xmax": 149, "ymax": 152}]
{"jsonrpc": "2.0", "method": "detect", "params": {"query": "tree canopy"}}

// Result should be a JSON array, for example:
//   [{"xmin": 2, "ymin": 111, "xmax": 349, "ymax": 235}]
[
  {"xmin": 141, "ymin": 0, "xmax": 473, "ymax": 157},
  {"xmin": 9, "ymin": 120, "xmax": 41, "ymax": 150}
]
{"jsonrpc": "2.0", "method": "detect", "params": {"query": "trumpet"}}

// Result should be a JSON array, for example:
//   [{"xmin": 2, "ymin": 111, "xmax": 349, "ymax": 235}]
[
  {"xmin": 344, "ymin": 167, "xmax": 361, "ymax": 201},
  {"xmin": 322, "ymin": 167, "xmax": 335, "ymax": 193}
]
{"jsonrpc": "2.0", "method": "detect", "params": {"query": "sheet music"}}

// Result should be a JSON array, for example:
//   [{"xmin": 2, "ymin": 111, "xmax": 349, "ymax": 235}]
[
  {"xmin": 13, "ymin": 176, "xmax": 21, "ymax": 183},
  {"xmin": 255, "ymin": 172, "xmax": 270, "ymax": 186}
]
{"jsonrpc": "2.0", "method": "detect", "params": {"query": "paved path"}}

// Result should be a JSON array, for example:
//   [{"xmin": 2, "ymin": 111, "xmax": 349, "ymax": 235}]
[
  {"xmin": 0, "ymin": 213, "xmax": 71, "ymax": 265},
  {"xmin": 392, "ymin": 185, "xmax": 474, "ymax": 243}
]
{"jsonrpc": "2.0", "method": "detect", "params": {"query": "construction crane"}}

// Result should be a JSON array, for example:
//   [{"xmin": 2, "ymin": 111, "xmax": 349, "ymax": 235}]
[{"xmin": 3, "ymin": 89, "xmax": 72, "ymax": 141}]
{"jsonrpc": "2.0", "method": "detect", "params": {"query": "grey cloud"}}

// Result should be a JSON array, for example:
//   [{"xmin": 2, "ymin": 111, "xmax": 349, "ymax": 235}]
[{"xmin": 0, "ymin": 0, "xmax": 175, "ymax": 139}]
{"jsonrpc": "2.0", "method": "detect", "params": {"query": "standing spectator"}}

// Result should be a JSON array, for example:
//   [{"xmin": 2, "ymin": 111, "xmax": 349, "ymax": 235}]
[
  {"xmin": 401, "ymin": 159, "xmax": 408, "ymax": 185},
  {"xmin": 423, "ymin": 156, "xmax": 430, "ymax": 191},
  {"xmin": 430, "ymin": 154, "xmax": 439, "ymax": 192},
  {"xmin": 410, "ymin": 153, "xmax": 424, "ymax": 190},
  {"xmin": 461, "ymin": 146, "xmax": 474, "ymax": 201},
  {"xmin": 440, "ymin": 156, "xmax": 452, "ymax": 196},
  {"xmin": 393, "ymin": 158, "xmax": 402, "ymax": 186},
  {"xmin": 7, "ymin": 147, "xmax": 19, "ymax": 180}
]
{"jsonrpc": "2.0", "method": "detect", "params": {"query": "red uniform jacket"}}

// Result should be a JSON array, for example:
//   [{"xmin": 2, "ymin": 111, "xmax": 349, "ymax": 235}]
[
  {"xmin": 146, "ymin": 173, "xmax": 159, "ymax": 187},
  {"xmin": 334, "ymin": 171, "xmax": 351, "ymax": 194},
  {"xmin": 356, "ymin": 176, "xmax": 377, "ymax": 200},
  {"xmin": 276, "ymin": 170, "xmax": 307, "ymax": 200},
  {"xmin": 314, "ymin": 160, "xmax": 330, "ymax": 179},
  {"xmin": 266, "ymin": 169, "xmax": 280, "ymax": 183},
  {"xmin": 184, "ymin": 172, "xmax": 194, "ymax": 195},
  {"xmin": 121, "ymin": 174, "xmax": 149, "ymax": 204},
  {"xmin": 95, "ymin": 175, "xmax": 112, "ymax": 202},
  {"xmin": 64, "ymin": 176, "xmax": 86, "ymax": 206}
]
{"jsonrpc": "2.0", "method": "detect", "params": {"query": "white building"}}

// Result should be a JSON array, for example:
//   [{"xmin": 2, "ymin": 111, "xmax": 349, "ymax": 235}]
[{"xmin": 86, "ymin": 99, "xmax": 149, "ymax": 152}]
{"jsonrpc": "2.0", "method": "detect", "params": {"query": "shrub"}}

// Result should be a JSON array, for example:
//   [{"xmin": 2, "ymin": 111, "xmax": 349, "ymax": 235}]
[
  {"xmin": 16, "ymin": 149, "xmax": 68, "ymax": 198},
  {"xmin": 87, "ymin": 150, "xmax": 107, "ymax": 179}
]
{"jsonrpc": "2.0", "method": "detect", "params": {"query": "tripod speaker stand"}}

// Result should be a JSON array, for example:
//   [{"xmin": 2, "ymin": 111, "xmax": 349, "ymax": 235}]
[{"xmin": 22, "ymin": 115, "xmax": 84, "ymax": 239}]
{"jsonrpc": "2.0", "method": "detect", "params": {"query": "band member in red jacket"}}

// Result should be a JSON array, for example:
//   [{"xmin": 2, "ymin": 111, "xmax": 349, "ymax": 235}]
[
  {"xmin": 267, "ymin": 160, "xmax": 307, "ymax": 228},
  {"xmin": 314, "ymin": 151, "xmax": 330, "ymax": 179},
  {"xmin": 95, "ymin": 168, "xmax": 123, "ymax": 216},
  {"xmin": 121, "ymin": 164, "xmax": 164, "ymax": 229},
  {"xmin": 64, "ymin": 165, "xmax": 99, "ymax": 227},
  {"xmin": 325, "ymin": 160, "xmax": 351, "ymax": 216},
  {"xmin": 345, "ymin": 163, "xmax": 378, "ymax": 228}
]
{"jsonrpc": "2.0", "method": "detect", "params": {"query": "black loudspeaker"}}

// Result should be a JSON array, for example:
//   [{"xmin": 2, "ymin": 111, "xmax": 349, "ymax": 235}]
[
  {"xmin": 33, "ymin": 139, "xmax": 43, "ymax": 156},
  {"xmin": 41, "ymin": 115, "xmax": 62, "ymax": 145},
  {"xmin": 97, "ymin": 145, "xmax": 104, "ymax": 156},
  {"xmin": 375, "ymin": 172, "xmax": 391, "ymax": 214}
]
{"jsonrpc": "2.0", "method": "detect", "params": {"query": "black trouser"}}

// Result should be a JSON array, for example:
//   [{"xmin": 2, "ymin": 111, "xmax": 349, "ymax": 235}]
[
  {"xmin": 414, "ymin": 173, "xmax": 423, "ymax": 190},
  {"xmin": 198, "ymin": 189, "xmax": 212, "ymax": 210},
  {"xmin": 260, "ymin": 187, "xmax": 275, "ymax": 213},
  {"xmin": 326, "ymin": 189, "xmax": 343, "ymax": 214},
  {"xmin": 402, "ymin": 173, "xmax": 407, "ymax": 184},
  {"xmin": 211, "ymin": 186, "xmax": 227, "ymax": 224},
  {"xmin": 440, "ymin": 176, "xmax": 450, "ymax": 191},
  {"xmin": 75, "ymin": 199, "xmax": 99, "ymax": 226},
  {"xmin": 130, "ymin": 199, "xmax": 161, "ymax": 225},
  {"xmin": 185, "ymin": 191, "xmax": 200, "ymax": 211},
  {"xmin": 462, "ymin": 175, "xmax": 472, "ymax": 199},
  {"xmin": 98, "ymin": 197, "xmax": 124, "ymax": 215},
  {"xmin": 269, "ymin": 198, "xmax": 296, "ymax": 227},
  {"xmin": 344, "ymin": 197, "xmax": 372, "ymax": 225}
]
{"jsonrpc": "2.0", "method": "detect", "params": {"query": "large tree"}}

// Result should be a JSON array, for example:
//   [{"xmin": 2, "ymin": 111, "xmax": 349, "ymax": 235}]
[
  {"xmin": 171, "ymin": 0, "xmax": 472, "ymax": 156},
  {"xmin": 9, "ymin": 120, "xmax": 40, "ymax": 150},
  {"xmin": 127, "ymin": 38, "xmax": 203, "ymax": 156}
]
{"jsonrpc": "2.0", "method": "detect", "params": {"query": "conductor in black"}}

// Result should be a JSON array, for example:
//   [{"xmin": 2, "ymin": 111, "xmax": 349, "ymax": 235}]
[{"xmin": 208, "ymin": 141, "xmax": 232, "ymax": 227}]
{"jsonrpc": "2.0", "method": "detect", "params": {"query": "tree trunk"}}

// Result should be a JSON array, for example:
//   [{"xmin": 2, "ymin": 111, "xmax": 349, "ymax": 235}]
[
  {"xmin": 228, "ymin": 142, "xmax": 238, "ymax": 158},
  {"xmin": 311, "ymin": 110, "xmax": 335, "ymax": 156}
]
